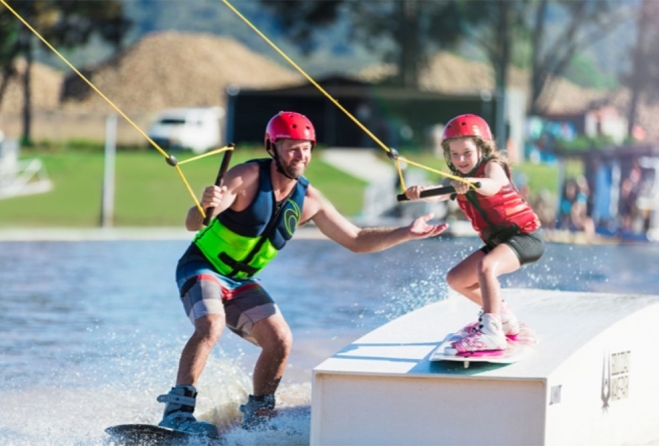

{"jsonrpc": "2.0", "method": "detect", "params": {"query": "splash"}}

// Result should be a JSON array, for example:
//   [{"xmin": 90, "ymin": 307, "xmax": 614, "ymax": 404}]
[{"xmin": 0, "ymin": 337, "xmax": 313, "ymax": 445}]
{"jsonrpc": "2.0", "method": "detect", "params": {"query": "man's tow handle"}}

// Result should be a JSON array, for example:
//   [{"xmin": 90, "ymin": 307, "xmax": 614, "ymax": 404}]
[
  {"xmin": 396, "ymin": 182, "xmax": 481, "ymax": 202},
  {"xmin": 203, "ymin": 143, "xmax": 235, "ymax": 226}
]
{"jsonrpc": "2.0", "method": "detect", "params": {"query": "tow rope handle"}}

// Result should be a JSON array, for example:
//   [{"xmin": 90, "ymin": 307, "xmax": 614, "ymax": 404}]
[
  {"xmin": 203, "ymin": 143, "xmax": 235, "ymax": 226},
  {"xmin": 396, "ymin": 182, "xmax": 481, "ymax": 202}
]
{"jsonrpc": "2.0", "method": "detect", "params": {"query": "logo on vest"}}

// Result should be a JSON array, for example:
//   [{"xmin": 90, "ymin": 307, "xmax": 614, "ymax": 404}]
[{"xmin": 284, "ymin": 199, "xmax": 301, "ymax": 236}]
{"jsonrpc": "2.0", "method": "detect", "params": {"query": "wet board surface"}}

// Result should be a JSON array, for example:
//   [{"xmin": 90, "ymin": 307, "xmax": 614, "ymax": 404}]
[{"xmin": 430, "ymin": 323, "xmax": 537, "ymax": 367}]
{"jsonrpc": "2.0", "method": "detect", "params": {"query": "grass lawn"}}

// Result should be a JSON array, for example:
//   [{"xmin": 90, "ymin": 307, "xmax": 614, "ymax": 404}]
[
  {"xmin": 0, "ymin": 147, "xmax": 366, "ymax": 227},
  {"xmin": 0, "ymin": 145, "xmax": 574, "ymax": 228}
]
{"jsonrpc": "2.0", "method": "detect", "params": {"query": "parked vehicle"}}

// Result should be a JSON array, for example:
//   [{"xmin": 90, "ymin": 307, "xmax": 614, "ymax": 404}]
[{"xmin": 147, "ymin": 107, "xmax": 224, "ymax": 154}]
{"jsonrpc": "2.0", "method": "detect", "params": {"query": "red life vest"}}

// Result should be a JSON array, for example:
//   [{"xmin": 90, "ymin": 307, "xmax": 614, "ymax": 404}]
[{"xmin": 455, "ymin": 160, "xmax": 541, "ymax": 243}]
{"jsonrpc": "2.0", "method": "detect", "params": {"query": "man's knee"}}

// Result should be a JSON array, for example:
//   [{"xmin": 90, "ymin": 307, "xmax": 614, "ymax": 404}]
[
  {"xmin": 276, "ymin": 327, "xmax": 293, "ymax": 355},
  {"xmin": 254, "ymin": 317, "xmax": 293, "ymax": 356},
  {"xmin": 268, "ymin": 325, "xmax": 293, "ymax": 356},
  {"xmin": 193, "ymin": 314, "xmax": 225, "ymax": 344}
]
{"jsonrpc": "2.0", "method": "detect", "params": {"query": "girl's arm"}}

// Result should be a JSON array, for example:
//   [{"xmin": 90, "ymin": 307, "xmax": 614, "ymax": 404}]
[{"xmin": 457, "ymin": 162, "xmax": 509, "ymax": 197}]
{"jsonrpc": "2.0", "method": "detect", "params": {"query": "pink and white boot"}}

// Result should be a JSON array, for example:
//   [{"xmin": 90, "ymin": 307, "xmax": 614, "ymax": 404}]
[
  {"xmin": 500, "ymin": 300, "xmax": 520, "ymax": 337},
  {"xmin": 450, "ymin": 301, "xmax": 520, "ymax": 341},
  {"xmin": 447, "ymin": 313, "xmax": 507, "ymax": 354}
]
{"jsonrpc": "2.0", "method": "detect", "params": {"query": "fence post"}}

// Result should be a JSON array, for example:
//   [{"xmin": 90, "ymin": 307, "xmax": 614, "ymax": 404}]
[{"xmin": 100, "ymin": 114, "xmax": 117, "ymax": 227}]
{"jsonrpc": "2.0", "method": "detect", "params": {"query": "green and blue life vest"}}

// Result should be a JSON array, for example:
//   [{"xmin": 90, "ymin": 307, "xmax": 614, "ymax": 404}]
[{"xmin": 194, "ymin": 159, "xmax": 308, "ymax": 279}]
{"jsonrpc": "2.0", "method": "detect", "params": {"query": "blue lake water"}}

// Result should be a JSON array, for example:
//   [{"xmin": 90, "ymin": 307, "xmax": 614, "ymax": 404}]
[{"xmin": 1, "ymin": 236, "xmax": 658, "ymax": 445}]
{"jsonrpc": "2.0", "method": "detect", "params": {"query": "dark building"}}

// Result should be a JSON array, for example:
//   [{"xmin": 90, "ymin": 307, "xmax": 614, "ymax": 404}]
[{"xmin": 224, "ymin": 75, "xmax": 498, "ymax": 149}]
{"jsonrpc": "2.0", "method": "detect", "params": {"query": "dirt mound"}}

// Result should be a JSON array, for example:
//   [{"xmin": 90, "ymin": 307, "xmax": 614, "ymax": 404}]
[
  {"xmin": 423, "ymin": 52, "xmax": 605, "ymax": 114},
  {"xmin": 359, "ymin": 51, "xmax": 659, "ymax": 140},
  {"xmin": 60, "ymin": 31, "xmax": 302, "ymax": 114},
  {"xmin": 360, "ymin": 51, "xmax": 605, "ymax": 115},
  {"xmin": 0, "ymin": 58, "xmax": 63, "ymax": 114},
  {"xmin": 3, "ymin": 35, "xmax": 658, "ymax": 141}
]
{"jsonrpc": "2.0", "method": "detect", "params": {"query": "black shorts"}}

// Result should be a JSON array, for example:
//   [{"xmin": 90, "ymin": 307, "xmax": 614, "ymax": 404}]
[{"xmin": 481, "ymin": 228, "xmax": 544, "ymax": 266}]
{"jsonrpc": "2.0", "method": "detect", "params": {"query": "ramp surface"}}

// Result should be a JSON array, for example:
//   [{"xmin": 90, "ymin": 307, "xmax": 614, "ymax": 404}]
[{"xmin": 311, "ymin": 288, "xmax": 659, "ymax": 445}]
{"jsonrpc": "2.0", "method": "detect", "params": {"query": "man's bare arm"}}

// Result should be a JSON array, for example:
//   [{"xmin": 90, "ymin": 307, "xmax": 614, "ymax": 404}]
[
  {"xmin": 185, "ymin": 163, "xmax": 255, "ymax": 231},
  {"xmin": 307, "ymin": 187, "xmax": 448, "ymax": 253}
]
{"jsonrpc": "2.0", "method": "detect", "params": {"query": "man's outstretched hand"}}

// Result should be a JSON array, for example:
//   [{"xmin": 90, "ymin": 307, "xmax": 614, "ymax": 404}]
[{"xmin": 408, "ymin": 213, "xmax": 449, "ymax": 238}]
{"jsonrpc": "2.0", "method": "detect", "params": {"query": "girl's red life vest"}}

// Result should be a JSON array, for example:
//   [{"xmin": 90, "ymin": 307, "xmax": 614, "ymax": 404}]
[{"xmin": 455, "ymin": 160, "xmax": 541, "ymax": 243}]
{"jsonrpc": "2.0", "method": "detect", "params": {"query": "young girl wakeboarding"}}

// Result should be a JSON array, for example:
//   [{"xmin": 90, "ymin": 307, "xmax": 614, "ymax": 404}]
[{"xmin": 405, "ymin": 114, "xmax": 545, "ymax": 353}]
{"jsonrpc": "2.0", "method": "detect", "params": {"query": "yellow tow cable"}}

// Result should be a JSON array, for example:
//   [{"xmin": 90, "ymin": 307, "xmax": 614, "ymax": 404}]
[
  {"xmin": 0, "ymin": 0, "xmax": 233, "ymax": 219},
  {"xmin": 221, "ymin": 0, "xmax": 474, "ymax": 192}
]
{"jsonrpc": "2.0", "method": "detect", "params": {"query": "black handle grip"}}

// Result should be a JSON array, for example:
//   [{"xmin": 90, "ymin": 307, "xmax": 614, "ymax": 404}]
[
  {"xmin": 397, "ymin": 181, "xmax": 481, "ymax": 202},
  {"xmin": 202, "ymin": 144, "xmax": 234, "ymax": 226}
]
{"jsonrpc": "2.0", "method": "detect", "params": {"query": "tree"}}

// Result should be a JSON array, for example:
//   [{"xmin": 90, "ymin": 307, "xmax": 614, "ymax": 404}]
[
  {"xmin": 528, "ymin": 0, "xmax": 633, "ymax": 115},
  {"xmin": 259, "ymin": 0, "xmax": 469, "ymax": 89},
  {"xmin": 456, "ymin": 1, "xmax": 533, "ymax": 151},
  {"xmin": 624, "ymin": 0, "xmax": 659, "ymax": 136},
  {"xmin": 460, "ymin": 1, "xmax": 633, "ymax": 139},
  {"xmin": 0, "ymin": 0, "xmax": 131, "ymax": 144},
  {"xmin": 0, "ymin": 9, "xmax": 20, "ymax": 110},
  {"xmin": 262, "ymin": 1, "xmax": 634, "ymax": 117}
]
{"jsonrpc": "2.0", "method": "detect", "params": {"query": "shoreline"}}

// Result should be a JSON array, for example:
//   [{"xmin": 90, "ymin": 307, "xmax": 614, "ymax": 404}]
[
  {"xmin": 0, "ymin": 218, "xmax": 474, "ymax": 242},
  {"xmin": 0, "ymin": 222, "xmax": 628, "ymax": 244},
  {"xmin": 0, "ymin": 225, "xmax": 329, "ymax": 242}
]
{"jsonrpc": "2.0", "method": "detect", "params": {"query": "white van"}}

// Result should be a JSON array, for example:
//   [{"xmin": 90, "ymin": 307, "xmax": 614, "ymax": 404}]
[{"xmin": 147, "ymin": 106, "xmax": 224, "ymax": 154}]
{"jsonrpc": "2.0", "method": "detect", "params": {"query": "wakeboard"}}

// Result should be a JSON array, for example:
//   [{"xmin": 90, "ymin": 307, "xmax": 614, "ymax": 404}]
[
  {"xmin": 430, "ymin": 322, "xmax": 537, "ymax": 368},
  {"xmin": 105, "ymin": 423, "xmax": 217, "ymax": 445}
]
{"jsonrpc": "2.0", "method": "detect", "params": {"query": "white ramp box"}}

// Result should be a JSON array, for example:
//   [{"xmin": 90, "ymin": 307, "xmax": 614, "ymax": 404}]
[{"xmin": 311, "ymin": 288, "xmax": 659, "ymax": 446}]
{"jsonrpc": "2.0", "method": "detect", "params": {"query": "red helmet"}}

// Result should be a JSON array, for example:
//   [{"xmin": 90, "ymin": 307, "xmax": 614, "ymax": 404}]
[
  {"xmin": 265, "ymin": 111, "xmax": 316, "ymax": 148},
  {"xmin": 442, "ymin": 114, "xmax": 493, "ymax": 141}
]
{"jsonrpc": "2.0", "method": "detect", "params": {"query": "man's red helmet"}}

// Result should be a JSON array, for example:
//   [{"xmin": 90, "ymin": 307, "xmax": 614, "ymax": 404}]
[
  {"xmin": 264, "ymin": 111, "xmax": 316, "ymax": 149},
  {"xmin": 442, "ymin": 114, "xmax": 493, "ymax": 142}
]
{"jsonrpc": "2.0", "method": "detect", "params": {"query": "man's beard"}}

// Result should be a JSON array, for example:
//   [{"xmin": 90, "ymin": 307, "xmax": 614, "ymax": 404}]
[{"xmin": 280, "ymin": 161, "xmax": 305, "ymax": 179}]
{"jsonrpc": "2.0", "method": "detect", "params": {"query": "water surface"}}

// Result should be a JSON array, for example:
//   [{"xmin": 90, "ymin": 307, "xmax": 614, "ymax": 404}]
[{"xmin": 1, "ymin": 237, "xmax": 658, "ymax": 444}]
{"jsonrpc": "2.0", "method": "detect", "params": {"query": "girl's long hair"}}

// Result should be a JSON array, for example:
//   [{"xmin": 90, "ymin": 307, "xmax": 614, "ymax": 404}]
[{"xmin": 442, "ymin": 136, "xmax": 508, "ymax": 175}]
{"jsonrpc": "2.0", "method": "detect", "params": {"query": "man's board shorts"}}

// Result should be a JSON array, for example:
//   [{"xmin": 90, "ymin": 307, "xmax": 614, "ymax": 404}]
[
  {"xmin": 175, "ymin": 244, "xmax": 280, "ymax": 345},
  {"xmin": 481, "ymin": 228, "xmax": 544, "ymax": 266}
]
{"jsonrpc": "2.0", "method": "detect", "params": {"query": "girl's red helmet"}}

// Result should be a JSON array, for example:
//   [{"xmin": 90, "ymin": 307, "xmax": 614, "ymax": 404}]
[
  {"xmin": 264, "ymin": 111, "xmax": 316, "ymax": 148},
  {"xmin": 442, "ymin": 114, "xmax": 493, "ymax": 142}
]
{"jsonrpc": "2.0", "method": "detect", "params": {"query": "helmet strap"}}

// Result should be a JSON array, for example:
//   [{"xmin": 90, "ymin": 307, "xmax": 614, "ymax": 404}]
[{"xmin": 268, "ymin": 142, "xmax": 299, "ymax": 180}]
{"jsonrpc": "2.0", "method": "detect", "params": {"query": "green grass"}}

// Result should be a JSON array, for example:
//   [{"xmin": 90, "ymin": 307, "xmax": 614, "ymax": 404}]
[
  {"xmin": 515, "ymin": 160, "xmax": 583, "ymax": 198},
  {"xmin": 0, "ymin": 147, "xmax": 366, "ymax": 227},
  {"xmin": 0, "ymin": 146, "xmax": 575, "ymax": 228}
]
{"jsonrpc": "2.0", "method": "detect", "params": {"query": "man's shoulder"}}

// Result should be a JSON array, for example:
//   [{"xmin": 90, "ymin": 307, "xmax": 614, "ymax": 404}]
[
  {"xmin": 303, "ymin": 184, "xmax": 332, "ymax": 210},
  {"xmin": 233, "ymin": 159, "xmax": 264, "ymax": 176},
  {"xmin": 304, "ymin": 182, "xmax": 319, "ymax": 196},
  {"xmin": 224, "ymin": 161, "xmax": 262, "ymax": 191}
]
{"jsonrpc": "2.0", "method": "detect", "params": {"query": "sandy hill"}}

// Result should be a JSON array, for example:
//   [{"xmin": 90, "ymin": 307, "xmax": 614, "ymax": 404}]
[
  {"xmin": 359, "ymin": 51, "xmax": 659, "ymax": 141},
  {"xmin": 424, "ymin": 52, "xmax": 606, "ymax": 116},
  {"xmin": 0, "ymin": 31, "xmax": 302, "ymax": 116},
  {"xmin": 2, "ymin": 35, "xmax": 658, "ymax": 141},
  {"xmin": 0, "ymin": 58, "xmax": 63, "ymax": 114},
  {"xmin": 359, "ymin": 51, "xmax": 605, "ymax": 114},
  {"xmin": 60, "ymin": 31, "xmax": 303, "ymax": 114}
]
